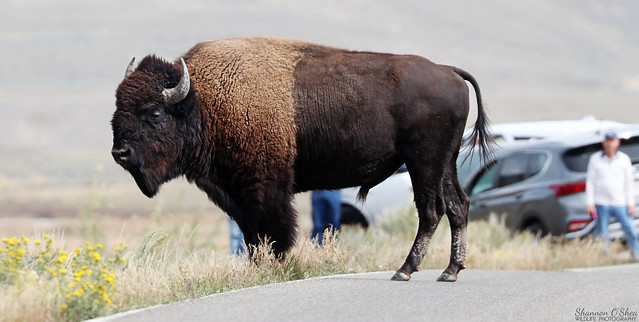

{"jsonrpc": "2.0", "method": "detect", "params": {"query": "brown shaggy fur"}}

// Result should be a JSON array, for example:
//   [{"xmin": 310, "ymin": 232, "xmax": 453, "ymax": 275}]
[{"xmin": 183, "ymin": 37, "xmax": 306, "ymax": 191}]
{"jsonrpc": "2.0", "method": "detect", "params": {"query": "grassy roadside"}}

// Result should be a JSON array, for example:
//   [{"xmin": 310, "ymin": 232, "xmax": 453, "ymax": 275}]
[{"xmin": 0, "ymin": 206, "xmax": 630, "ymax": 322}]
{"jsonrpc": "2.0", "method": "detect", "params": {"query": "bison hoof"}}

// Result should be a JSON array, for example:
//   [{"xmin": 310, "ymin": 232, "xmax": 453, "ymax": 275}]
[
  {"xmin": 391, "ymin": 271, "xmax": 411, "ymax": 281},
  {"xmin": 436, "ymin": 273, "xmax": 457, "ymax": 282}
]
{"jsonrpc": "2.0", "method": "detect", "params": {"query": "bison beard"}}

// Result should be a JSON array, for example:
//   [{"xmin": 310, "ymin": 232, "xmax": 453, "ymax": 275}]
[
  {"xmin": 130, "ymin": 167, "xmax": 165, "ymax": 198},
  {"xmin": 112, "ymin": 37, "xmax": 492, "ymax": 282}
]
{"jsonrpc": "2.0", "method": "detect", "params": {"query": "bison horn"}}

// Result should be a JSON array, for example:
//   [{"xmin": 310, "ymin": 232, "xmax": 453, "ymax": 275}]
[
  {"xmin": 162, "ymin": 58, "xmax": 190, "ymax": 105},
  {"xmin": 124, "ymin": 57, "xmax": 136, "ymax": 78}
]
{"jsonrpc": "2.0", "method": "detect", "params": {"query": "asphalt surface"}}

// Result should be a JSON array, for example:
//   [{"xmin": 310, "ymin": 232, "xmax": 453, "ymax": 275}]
[{"xmin": 93, "ymin": 264, "xmax": 639, "ymax": 322}]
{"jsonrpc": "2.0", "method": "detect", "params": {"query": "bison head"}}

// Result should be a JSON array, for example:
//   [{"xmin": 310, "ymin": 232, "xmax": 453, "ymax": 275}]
[{"xmin": 111, "ymin": 55, "xmax": 197, "ymax": 197}]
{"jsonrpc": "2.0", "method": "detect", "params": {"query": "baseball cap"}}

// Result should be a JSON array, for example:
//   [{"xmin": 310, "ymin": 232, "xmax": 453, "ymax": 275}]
[{"xmin": 604, "ymin": 131, "xmax": 618, "ymax": 139}]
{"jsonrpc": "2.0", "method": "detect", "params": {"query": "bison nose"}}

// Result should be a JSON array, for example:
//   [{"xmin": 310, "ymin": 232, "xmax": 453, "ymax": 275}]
[{"xmin": 111, "ymin": 145, "xmax": 132, "ymax": 165}]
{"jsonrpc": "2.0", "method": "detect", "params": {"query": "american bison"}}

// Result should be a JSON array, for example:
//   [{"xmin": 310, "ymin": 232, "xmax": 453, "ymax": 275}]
[{"xmin": 112, "ymin": 37, "xmax": 491, "ymax": 281}]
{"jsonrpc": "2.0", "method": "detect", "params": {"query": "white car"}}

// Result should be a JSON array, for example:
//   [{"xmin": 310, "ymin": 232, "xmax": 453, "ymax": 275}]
[
  {"xmin": 474, "ymin": 116, "xmax": 638, "ymax": 144},
  {"xmin": 340, "ymin": 165, "xmax": 413, "ymax": 228}
]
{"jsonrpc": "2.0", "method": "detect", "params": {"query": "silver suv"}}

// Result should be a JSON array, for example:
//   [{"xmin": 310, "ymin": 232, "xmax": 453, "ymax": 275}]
[{"xmin": 460, "ymin": 132, "xmax": 639, "ymax": 238}]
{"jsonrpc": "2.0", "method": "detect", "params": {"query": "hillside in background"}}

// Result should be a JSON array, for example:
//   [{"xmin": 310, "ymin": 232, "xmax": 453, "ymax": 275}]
[{"xmin": 0, "ymin": 0, "xmax": 638, "ymax": 182}]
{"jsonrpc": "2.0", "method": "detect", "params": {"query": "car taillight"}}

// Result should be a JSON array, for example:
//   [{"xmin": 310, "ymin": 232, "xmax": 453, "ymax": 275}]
[
  {"xmin": 568, "ymin": 219, "xmax": 592, "ymax": 232},
  {"xmin": 550, "ymin": 181, "xmax": 586, "ymax": 197}
]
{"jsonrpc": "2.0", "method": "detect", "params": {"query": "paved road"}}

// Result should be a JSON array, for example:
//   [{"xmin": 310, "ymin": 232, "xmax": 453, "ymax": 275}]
[{"xmin": 95, "ymin": 264, "xmax": 639, "ymax": 322}]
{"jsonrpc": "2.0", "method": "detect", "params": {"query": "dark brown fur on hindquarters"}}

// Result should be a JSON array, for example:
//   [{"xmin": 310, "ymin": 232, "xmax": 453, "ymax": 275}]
[{"xmin": 111, "ymin": 37, "xmax": 491, "ymax": 274}]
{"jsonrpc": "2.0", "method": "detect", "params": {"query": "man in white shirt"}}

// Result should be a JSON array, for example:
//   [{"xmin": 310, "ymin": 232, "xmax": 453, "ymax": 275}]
[{"xmin": 586, "ymin": 131, "xmax": 639, "ymax": 260}]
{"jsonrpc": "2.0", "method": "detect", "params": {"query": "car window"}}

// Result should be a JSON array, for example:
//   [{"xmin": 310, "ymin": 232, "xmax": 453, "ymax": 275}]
[
  {"xmin": 456, "ymin": 151, "xmax": 483, "ymax": 185},
  {"xmin": 527, "ymin": 153, "xmax": 548, "ymax": 177},
  {"xmin": 563, "ymin": 136, "xmax": 639, "ymax": 172},
  {"xmin": 562, "ymin": 143, "xmax": 601, "ymax": 172},
  {"xmin": 468, "ymin": 152, "xmax": 548, "ymax": 196},
  {"xmin": 470, "ymin": 161, "xmax": 499, "ymax": 195},
  {"xmin": 619, "ymin": 136, "xmax": 639, "ymax": 164},
  {"xmin": 496, "ymin": 154, "xmax": 528, "ymax": 187}
]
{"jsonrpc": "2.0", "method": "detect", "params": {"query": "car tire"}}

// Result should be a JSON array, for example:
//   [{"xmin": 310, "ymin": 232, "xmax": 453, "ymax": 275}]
[
  {"xmin": 523, "ymin": 220, "xmax": 548, "ymax": 237},
  {"xmin": 340, "ymin": 204, "xmax": 369, "ymax": 229}
]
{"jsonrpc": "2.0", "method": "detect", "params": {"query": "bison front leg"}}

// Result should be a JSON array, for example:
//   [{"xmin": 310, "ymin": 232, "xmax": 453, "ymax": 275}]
[
  {"xmin": 241, "ymin": 184, "xmax": 299, "ymax": 259},
  {"xmin": 392, "ymin": 193, "xmax": 443, "ymax": 281},
  {"xmin": 196, "ymin": 179, "xmax": 297, "ymax": 259}
]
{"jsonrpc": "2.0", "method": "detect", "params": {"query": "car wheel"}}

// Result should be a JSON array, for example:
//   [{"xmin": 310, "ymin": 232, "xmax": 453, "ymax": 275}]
[
  {"xmin": 340, "ymin": 204, "xmax": 369, "ymax": 229},
  {"xmin": 523, "ymin": 220, "xmax": 548, "ymax": 237}
]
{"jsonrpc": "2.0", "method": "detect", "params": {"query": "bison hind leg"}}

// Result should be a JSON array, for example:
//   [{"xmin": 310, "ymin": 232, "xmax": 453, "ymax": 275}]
[{"xmin": 437, "ymin": 164, "xmax": 470, "ymax": 282}]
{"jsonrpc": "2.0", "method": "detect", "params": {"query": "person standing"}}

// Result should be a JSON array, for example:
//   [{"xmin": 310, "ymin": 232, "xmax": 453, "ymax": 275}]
[
  {"xmin": 586, "ymin": 130, "xmax": 639, "ymax": 260},
  {"xmin": 229, "ymin": 218, "xmax": 245, "ymax": 256},
  {"xmin": 311, "ymin": 190, "xmax": 341, "ymax": 246}
]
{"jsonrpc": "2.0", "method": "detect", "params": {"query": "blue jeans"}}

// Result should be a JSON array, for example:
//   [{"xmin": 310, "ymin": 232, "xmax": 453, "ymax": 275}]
[
  {"xmin": 595, "ymin": 205, "xmax": 639, "ymax": 258},
  {"xmin": 229, "ymin": 218, "xmax": 245, "ymax": 255},
  {"xmin": 312, "ymin": 190, "xmax": 341, "ymax": 245}
]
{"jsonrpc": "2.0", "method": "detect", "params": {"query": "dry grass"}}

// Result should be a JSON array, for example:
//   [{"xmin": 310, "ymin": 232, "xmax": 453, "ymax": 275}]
[
  {"xmin": 1, "ymin": 283, "xmax": 59, "ymax": 322},
  {"xmin": 1, "ymin": 200, "xmax": 632, "ymax": 321},
  {"xmin": 111, "ymin": 232, "xmax": 346, "ymax": 311},
  {"xmin": 336, "ymin": 207, "xmax": 627, "ymax": 273}
]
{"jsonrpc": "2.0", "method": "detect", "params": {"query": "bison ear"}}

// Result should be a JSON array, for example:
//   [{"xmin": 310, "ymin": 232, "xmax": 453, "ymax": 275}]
[{"xmin": 166, "ymin": 91, "xmax": 198, "ymax": 116}]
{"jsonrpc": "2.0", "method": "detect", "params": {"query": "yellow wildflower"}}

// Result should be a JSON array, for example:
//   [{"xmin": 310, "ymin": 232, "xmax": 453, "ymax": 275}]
[{"xmin": 90, "ymin": 252, "xmax": 101, "ymax": 262}]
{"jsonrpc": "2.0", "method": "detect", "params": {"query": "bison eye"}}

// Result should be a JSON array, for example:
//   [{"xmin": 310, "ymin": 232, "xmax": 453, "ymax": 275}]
[{"xmin": 150, "ymin": 110, "xmax": 162, "ymax": 120}]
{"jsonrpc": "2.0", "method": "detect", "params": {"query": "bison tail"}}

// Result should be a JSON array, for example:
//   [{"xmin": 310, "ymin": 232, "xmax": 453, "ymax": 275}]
[{"xmin": 443, "ymin": 65, "xmax": 495, "ymax": 164}]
